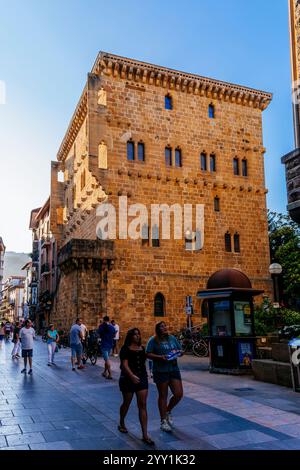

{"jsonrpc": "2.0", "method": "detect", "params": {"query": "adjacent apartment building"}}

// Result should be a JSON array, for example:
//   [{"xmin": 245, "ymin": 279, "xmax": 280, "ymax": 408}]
[
  {"xmin": 0, "ymin": 237, "xmax": 5, "ymax": 304},
  {"xmin": 282, "ymin": 0, "xmax": 300, "ymax": 224},
  {"xmin": 32, "ymin": 52, "xmax": 273, "ymax": 336}
]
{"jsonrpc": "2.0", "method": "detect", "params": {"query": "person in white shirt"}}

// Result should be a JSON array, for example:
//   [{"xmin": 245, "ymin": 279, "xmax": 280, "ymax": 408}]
[
  {"xmin": 20, "ymin": 319, "xmax": 35, "ymax": 375},
  {"xmin": 111, "ymin": 320, "xmax": 120, "ymax": 357}
]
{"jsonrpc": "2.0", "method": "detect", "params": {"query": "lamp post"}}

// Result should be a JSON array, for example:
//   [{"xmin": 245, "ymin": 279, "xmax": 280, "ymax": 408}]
[{"xmin": 269, "ymin": 263, "xmax": 283, "ymax": 308}]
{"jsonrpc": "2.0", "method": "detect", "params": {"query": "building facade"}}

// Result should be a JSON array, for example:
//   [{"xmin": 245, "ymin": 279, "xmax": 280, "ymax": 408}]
[
  {"xmin": 40, "ymin": 52, "xmax": 272, "ymax": 336},
  {"xmin": 0, "ymin": 237, "xmax": 5, "ymax": 304},
  {"xmin": 282, "ymin": 0, "xmax": 300, "ymax": 224},
  {"xmin": 0, "ymin": 276, "xmax": 25, "ymax": 322},
  {"xmin": 28, "ymin": 199, "xmax": 58, "ymax": 329}
]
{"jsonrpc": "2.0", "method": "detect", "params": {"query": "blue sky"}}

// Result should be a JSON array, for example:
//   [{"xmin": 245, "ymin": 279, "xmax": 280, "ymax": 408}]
[{"xmin": 0, "ymin": 0, "xmax": 293, "ymax": 252}]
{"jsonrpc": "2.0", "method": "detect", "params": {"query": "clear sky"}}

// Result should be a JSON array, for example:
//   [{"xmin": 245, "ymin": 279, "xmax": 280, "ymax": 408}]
[{"xmin": 0, "ymin": 0, "xmax": 293, "ymax": 252}]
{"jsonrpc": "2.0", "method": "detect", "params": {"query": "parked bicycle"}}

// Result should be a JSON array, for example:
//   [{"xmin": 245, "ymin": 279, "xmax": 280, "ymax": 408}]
[
  {"xmin": 82, "ymin": 330, "xmax": 101, "ymax": 366},
  {"xmin": 175, "ymin": 326, "xmax": 209, "ymax": 358}
]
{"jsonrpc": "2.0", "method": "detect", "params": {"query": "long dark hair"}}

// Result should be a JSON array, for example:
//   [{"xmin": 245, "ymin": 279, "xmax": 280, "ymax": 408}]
[
  {"xmin": 124, "ymin": 328, "xmax": 141, "ymax": 347},
  {"xmin": 155, "ymin": 321, "xmax": 168, "ymax": 343}
]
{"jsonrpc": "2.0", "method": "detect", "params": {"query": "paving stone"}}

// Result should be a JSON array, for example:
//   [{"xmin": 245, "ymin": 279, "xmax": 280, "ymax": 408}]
[
  {"xmin": 1, "ymin": 416, "xmax": 34, "ymax": 426},
  {"xmin": 20, "ymin": 422, "xmax": 56, "ymax": 433},
  {"xmin": 0, "ymin": 425, "xmax": 21, "ymax": 436},
  {"xmin": 30, "ymin": 441, "xmax": 73, "ymax": 450},
  {"xmin": 6, "ymin": 432, "xmax": 46, "ymax": 446},
  {"xmin": 41, "ymin": 429, "xmax": 83, "ymax": 442},
  {"xmin": 1, "ymin": 445, "xmax": 30, "ymax": 450}
]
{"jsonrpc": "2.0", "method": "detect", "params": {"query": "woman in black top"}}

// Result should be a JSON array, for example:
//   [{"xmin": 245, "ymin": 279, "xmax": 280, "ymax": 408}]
[{"xmin": 118, "ymin": 328, "xmax": 154, "ymax": 446}]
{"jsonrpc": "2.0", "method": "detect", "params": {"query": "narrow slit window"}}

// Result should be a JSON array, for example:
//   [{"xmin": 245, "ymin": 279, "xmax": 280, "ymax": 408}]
[
  {"xmin": 225, "ymin": 232, "xmax": 232, "ymax": 252},
  {"xmin": 141, "ymin": 224, "xmax": 149, "ymax": 246},
  {"xmin": 127, "ymin": 141, "xmax": 135, "ymax": 161},
  {"xmin": 201, "ymin": 152, "xmax": 207, "ymax": 171},
  {"xmin": 138, "ymin": 142, "xmax": 145, "ymax": 162},
  {"xmin": 165, "ymin": 147, "xmax": 172, "ymax": 166},
  {"xmin": 208, "ymin": 104, "xmax": 215, "ymax": 119},
  {"xmin": 165, "ymin": 95, "xmax": 173, "ymax": 110},
  {"xmin": 234, "ymin": 233, "xmax": 240, "ymax": 253},
  {"xmin": 210, "ymin": 154, "xmax": 216, "ymax": 172},
  {"xmin": 214, "ymin": 197, "xmax": 220, "ymax": 212},
  {"xmin": 152, "ymin": 224, "xmax": 160, "ymax": 247},
  {"xmin": 233, "ymin": 158, "xmax": 240, "ymax": 175},
  {"xmin": 175, "ymin": 148, "xmax": 182, "ymax": 167},
  {"xmin": 154, "ymin": 293, "xmax": 165, "ymax": 317}
]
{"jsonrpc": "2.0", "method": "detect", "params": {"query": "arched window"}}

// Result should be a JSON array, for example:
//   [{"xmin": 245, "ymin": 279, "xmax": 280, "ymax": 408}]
[
  {"xmin": 210, "ymin": 154, "xmax": 216, "ymax": 172},
  {"xmin": 208, "ymin": 104, "xmax": 215, "ymax": 119},
  {"xmin": 141, "ymin": 224, "xmax": 149, "ymax": 247},
  {"xmin": 214, "ymin": 196, "xmax": 220, "ymax": 212},
  {"xmin": 242, "ymin": 159, "xmax": 248, "ymax": 177},
  {"xmin": 234, "ymin": 233, "xmax": 240, "ymax": 253},
  {"xmin": 175, "ymin": 148, "xmax": 182, "ymax": 167},
  {"xmin": 233, "ymin": 157, "xmax": 239, "ymax": 175},
  {"xmin": 127, "ymin": 140, "xmax": 135, "ymax": 161},
  {"xmin": 138, "ymin": 142, "xmax": 145, "ymax": 161},
  {"xmin": 201, "ymin": 152, "xmax": 207, "ymax": 171},
  {"xmin": 165, "ymin": 95, "xmax": 173, "ymax": 110},
  {"xmin": 165, "ymin": 146, "xmax": 172, "ymax": 166},
  {"xmin": 152, "ymin": 224, "xmax": 160, "ymax": 247},
  {"xmin": 154, "ymin": 293, "xmax": 165, "ymax": 317},
  {"xmin": 225, "ymin": 232, "xmax": 232, "ymax": 252}
]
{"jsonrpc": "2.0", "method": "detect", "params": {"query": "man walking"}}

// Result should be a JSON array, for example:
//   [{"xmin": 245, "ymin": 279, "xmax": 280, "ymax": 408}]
[
  {"xmin": 70, "ymin": 318, "xmax": 84, "ymax": 371},
  {"xmin": 111, "ymin": 319, "xmax": 120, "ymax": 357},
  {"xmin": 98, "ymin": 316, "xmax": 115, "ymax": 379},
  {"xmin": 20, "ymin": 319, "xmax": 35, "ymax": 374}
]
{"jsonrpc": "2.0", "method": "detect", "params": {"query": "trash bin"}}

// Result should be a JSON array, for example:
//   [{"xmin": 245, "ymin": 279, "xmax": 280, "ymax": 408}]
[{"xmin": 288, "ymin": 338, "xmax": 300, "ymax": 392}]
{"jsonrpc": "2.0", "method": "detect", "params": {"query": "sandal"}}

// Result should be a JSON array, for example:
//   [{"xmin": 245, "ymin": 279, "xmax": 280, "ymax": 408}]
[
  {"xmin": 142, "ymin": 437, "xmax": 155, "ymax": 446},
  {"xmin": 118, "ymin": 425, "xmax": 128, "ymax": 434}
]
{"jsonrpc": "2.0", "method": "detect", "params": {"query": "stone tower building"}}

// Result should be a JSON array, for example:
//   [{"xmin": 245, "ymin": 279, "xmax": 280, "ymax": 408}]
[{"xmin": 49, "ymin": 52, "xmax": 273, "ymax": 336}]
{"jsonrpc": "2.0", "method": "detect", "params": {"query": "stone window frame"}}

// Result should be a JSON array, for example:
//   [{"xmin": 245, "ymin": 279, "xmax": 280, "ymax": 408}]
[{"xmin": 154, "ymin": 292, "xmax": 166, "ymax": 317}]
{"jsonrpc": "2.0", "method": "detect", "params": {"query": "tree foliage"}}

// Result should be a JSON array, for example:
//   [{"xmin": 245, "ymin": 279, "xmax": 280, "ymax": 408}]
[{"xmin": 268, "ymin": 211, "xmax": 300, "ymax": 301}]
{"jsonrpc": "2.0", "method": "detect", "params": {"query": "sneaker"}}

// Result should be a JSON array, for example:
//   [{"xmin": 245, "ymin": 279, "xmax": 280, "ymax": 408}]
[
  {"xmin": 21, "ymin": 368, "xmax": 27, "ymax": 374},
  {"xmin": 48, "ymin": 363, "xmax": 52, "ymax": 366},
  {"xmin": 16, "ymin": 354, "xmax": 20, "ymax": 359},
  {"xmin": 28, "ymin": 369, "xmax": 33, "ymax": 375},
  {"xmin": 113, "ymin": 354, "xmax": 118, "ymax": 357},
  {"xmin": 72, "ymin": 367, "xmax": 76, "ymax": 371},
  {"xmin": 160, "ymin": 418, "xmax": 172, "ymax": 433},
  {"xmin": 166, "ymin": 412, "xmax": 173, "ymax": 427}
]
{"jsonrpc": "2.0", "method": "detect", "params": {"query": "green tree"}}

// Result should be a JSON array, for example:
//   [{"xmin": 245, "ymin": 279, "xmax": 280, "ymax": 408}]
[{"xmin": 268, "ymin": 211, "xmax": 300, "ymax": 304}]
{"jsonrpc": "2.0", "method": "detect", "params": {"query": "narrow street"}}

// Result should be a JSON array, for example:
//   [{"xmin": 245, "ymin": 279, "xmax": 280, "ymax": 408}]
[{"xmin": 1, "ymin": 337, "xmax": 300, "ymax": 450}]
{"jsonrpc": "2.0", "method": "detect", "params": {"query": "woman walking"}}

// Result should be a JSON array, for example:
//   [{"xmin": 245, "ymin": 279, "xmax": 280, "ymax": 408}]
[
  {"xmin": 47, "ymin": 324, "xmax": 59, "ymax": 366},
  {"xmin": 146, "ymin": 321, "xmax": 183, "ymax": 433},
  {"xmin": 118, "ymin": 328, "xmax": 154, "ymax": 446},
  {"xmin": 0, "ymin": 323, "xmax": 5, "ymax": 348},
  {"xmin": 11, "ymin": 321, "xmax": 21, "ymax": 359}
]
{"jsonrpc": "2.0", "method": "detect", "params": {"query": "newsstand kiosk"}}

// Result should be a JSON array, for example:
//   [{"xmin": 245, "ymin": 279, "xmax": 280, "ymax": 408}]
[{"xmin": 197, "ymin": 268, "xmax": 264, "ymax": 374}]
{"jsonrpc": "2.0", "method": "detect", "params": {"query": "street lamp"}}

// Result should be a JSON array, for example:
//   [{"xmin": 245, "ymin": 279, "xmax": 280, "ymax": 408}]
[{"xmin": 269, "ymin": 263, "xmax": 283, "ymax": 307}]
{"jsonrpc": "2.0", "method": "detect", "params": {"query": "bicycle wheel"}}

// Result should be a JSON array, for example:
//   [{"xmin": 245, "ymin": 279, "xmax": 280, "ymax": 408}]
[{"xmin": 192, "ymin": 340, "xmax": 208, "ymax": 357}]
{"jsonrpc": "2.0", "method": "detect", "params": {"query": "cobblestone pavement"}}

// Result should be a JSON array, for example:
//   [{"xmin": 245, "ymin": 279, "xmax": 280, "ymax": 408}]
[{"xmin": 1, "ymin": 337, "xmax": 300, "ymax": 450}]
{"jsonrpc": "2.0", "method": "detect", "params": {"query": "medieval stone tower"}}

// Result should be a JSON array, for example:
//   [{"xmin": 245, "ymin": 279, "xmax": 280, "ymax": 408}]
[{"xmin": 49, "ymin": 52, "xmax": 273, "ymax": 336}]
